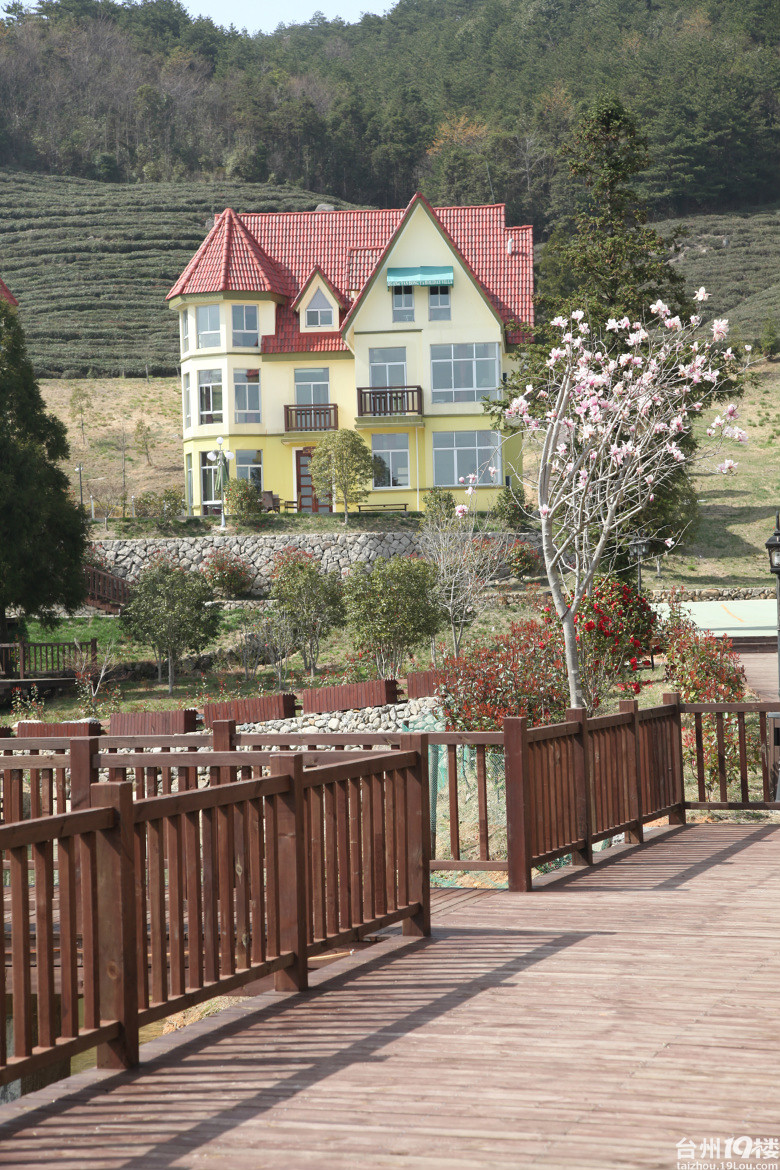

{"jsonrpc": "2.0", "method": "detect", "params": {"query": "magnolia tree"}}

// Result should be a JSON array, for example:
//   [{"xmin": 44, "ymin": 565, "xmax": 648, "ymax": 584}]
[
  {"xmin": 419, "ymin": 477, "xmax": 510, "ymax": 656},
  {"xmin": 504, "ymin": 291, "xmax": 748, "ymax": 708}
]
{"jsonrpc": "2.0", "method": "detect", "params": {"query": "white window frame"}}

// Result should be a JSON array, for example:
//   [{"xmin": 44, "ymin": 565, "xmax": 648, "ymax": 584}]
[
  {"xmin": 236, "ymin": 449, "xmax": 263, "ymax": 490},
  {"xmin": 182, "ymin": 371, "xmax": 191, "ymax": 430},
  {"xmin": 369, "ymin": 347, "xmax": 407, "ymax": 388},
  {"xmin": 372, "ymin": 433, "xmax": 410, "ymax": 489},
  {"xmin": 432, "ymin": 430, "xmax": 502, "ymax": 487},
  {"xmin": 196, "ymin": 304, "xmax": 221, "ymax": 349},
  {"xmin": 198, "ymin": 369, "xmax": 223, "ymax": 424},
  {"xmin": 305, "ymin": 288, "xmax": 334, "ymax": 328},
  {"xmin": 185, "ymin": 452, "xmax": 193, "ymax": 512},
  {"xmin": 232, "ymin": 304, "xmax": 259, "ymax": 347},
  {"xmin": 200, "ymin": 452, "xmax": 219, "ymax": 505},
  {"xmin": 234, "ymin": 369, "xmax": 261, "ymax": 424},
  {"xmin": 294, "ymin": 367, "xmax": 330, "ymax": 405},
  {"xmin": 181, "ymin": 309, "xmax": 189, "ymax": 354},
  {"xmin": 392, "ymin": 285, "xmax": 414, "ymax": 323},
  {"xmin": 429, "ymin": 285, "xmax": 451, "ymax": 321},
  {"xmin": 430, "ymin": 342, "xmax": 501, "ymax": 403}
]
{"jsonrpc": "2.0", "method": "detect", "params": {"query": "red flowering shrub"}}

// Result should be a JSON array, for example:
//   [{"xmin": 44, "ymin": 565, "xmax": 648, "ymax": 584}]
[
  {"xmin": 436, "ymin": 618, "xmax": 569, "ymax": 730},
  {"xmin": 504, "ymin": 540, "xmax": 542, "ymax": 580},
  {"xmin": 662, "ymin": 593, "xmax": 756, "ymax": 797},
  {"xmin": 200, "ymin": 548, "xmax": 254, "ymax": 597}
]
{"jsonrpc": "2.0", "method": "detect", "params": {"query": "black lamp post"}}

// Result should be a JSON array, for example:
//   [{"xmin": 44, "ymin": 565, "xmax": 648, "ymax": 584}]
[
  {"xmin": 765, "ymin": 511, "xmax": 780, "ymax": 698},
  {"xmin": 628, "ymin": 534, "xmax": 651, "ymax": 593}
]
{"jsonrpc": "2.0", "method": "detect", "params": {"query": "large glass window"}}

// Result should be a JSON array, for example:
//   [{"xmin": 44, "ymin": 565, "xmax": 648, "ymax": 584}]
[
  {"xmin": 392, "ymin": 286, "xmax": 414, "ymax": 323},
  {"xmin": 196, "ymin": 304, "xmax": 221, "ymax": 348},
  {"xmin": 372, "ymin": 434, "xmax": 409, "ymax": 488},
  {"xmin": 305, "ymin": 289, "xmax": 334, "ymax": 328},
  {"xmin": 430, "ymin": 342, "xmax": 500, "ymax": 403},
  {"xmin": 200, "ymin": 452, "xmax": 219, "ymax": 505},
  {"xmin": 232, "ymin": 304, "xmax": 259, "ymax": 347},
  {"xmin": 429, "ymin": 285, "xmax": 451, "ymax": 321},
  {"xmin": 234, "ymin": 369, "xmax": 261, "ymax": 424},
  {"xmin": 369, "ymin": 347, "xmax": 406, "ymax": 388},
  {"xmin": 236, "ymin": 449, "xmax": 262, "ymax": 489},
  {"xmin": 180, "ymin": 309, "xmax": 189, "ymax": 354},
  {"xmin": 432, "ymin": 430, "xmax": 501, "ymax": 486},
  {"xmin": 182, "ymin": 371, "xmax": 191, "ymax": 430},
  {"xmin": 198, "ymin": 369, "xmax": 223, "ymax": 424},
  {"xmin": 294, "ymin": 367, "xmax": 330, "ymax": 404}
]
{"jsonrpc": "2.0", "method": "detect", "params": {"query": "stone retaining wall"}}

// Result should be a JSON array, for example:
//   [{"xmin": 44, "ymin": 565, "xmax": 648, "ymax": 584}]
[
  {"xmin": 647, "ymin": 587, "xmax": 773, "ymax": 601},
  {"xmin": 239, "ymin": 696, "xmax": 443, "ymax": 735},
  {"xmin": 92, "ymin": 530, "xmax": 541, "ymax": 593}
]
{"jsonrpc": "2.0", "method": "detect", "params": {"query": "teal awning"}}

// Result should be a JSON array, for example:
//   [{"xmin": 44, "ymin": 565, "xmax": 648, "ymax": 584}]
[{"xmin": 386, "ymin": 266, "xmax": 454, "ymax": 287}]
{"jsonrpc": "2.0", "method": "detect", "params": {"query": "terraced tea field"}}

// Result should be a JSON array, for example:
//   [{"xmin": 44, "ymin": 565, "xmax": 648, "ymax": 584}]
[{"xmin": 0, "ymin": 170, "xmax": 352, "ymax": 377}]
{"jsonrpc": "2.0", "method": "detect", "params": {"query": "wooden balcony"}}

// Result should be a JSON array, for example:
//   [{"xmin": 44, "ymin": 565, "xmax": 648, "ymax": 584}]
[
  {"xmin": 284, "ymin": 403, "xmax": 339, "ymax": 432},
  {"xmin": 357, "ymin": 386, "xmax": 423, "ymax": 417}
]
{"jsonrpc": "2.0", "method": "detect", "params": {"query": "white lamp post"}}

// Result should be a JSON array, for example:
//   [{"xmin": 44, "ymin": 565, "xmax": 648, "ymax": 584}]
[{"xmin": 206, "ymin": 436, "xmax": 234, "ymax": 529}]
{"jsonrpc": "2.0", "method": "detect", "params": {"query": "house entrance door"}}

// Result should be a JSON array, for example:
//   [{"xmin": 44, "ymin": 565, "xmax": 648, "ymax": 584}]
[{"xmin": 295, "ymin": 449, "xmax": 330, "ymax": 513}]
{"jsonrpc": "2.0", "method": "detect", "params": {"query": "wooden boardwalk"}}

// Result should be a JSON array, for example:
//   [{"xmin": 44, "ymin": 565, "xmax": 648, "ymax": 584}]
[{"xmin": 0, "ymin": 822, "xmax": 778, "ymax": 1168}]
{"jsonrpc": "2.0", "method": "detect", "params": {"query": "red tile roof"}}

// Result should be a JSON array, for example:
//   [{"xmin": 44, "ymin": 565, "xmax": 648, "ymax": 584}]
[
  {"xmin": 167, "ymin": 193, "xmax": 533, "ymax": 353},
  {"xmin": 0, "ymin": 277, "xmax": 18, "ymax": 307}
]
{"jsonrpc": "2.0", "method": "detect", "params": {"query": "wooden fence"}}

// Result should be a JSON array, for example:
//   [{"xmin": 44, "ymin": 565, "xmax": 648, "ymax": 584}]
[
  {"xmin": 0, "ymin": 732, "xmax": 429, "ymax": 1086},
  {"xmin": 300, "ymin": 680, "xmax": 400, "ymax": 715},
  {"xmin": 0, "ymin": 640, "xmax": 97, "ymax": 680},
  {"xmin": 84, "ymin": 565, "xmax": 131, "ymax": 610}
]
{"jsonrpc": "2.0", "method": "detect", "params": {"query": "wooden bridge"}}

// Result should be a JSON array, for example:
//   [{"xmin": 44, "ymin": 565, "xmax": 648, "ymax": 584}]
[{"xmin": 0, "ymin": 700, "xmax": 777, "ymax": 1166}]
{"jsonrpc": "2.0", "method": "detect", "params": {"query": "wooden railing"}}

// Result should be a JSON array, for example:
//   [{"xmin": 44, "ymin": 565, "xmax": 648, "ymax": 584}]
[
  {"xmin": 356, "ymin": 386, "xmax": 423, "ymax": 417},
  {"xmin": 0, "ymin": 730, "xmax": 429, "ymax": 1087},
  {"xmin": 84, "ymin": 565, "xmax": 131, "ymax": 609},
  {"xmin": 0, "ymin": 639, "xmax": 97, "ymax": 679},
  {"xmin": 678, "ymin": 700, "xmax": 780, "ymax": 809},
  {"xmin": 283, "ymin": 403, "xmax": 338, "ymax": 432}
]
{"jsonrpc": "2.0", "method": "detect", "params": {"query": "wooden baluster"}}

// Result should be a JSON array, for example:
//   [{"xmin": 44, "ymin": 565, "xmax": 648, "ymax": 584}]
[
  {"xmin": 447, "ymin": 743, "xmax": 460, "ymax": 861},
  {"xmin": 567, "ymin": 708, "xmax": 594, "ymax": 866},
  {"xmin": 760, "ymin": 711, "xmax": 772, "ymax": 802},
  {"xmin": 694, "ymin": 713, "xmax": 706, "ymax": 802},
  {"xmin": 738, "ymin": 711, "xmax": 749, "ymax": 805},
  {"xmin": 663, "ymin": 692, "xmax": 687, "ymax": 824},
  {"xmin": 249, "ymin": 797, "xmax": 265, "ymax": 965},
  {"xmin": 59, "ymin": 834, "xmax": 79, "ymax": 1037},
  {"xmin": 33, "ymin": 836, "xmax": 55, "ymax": 1050},
  {"xmin": 324, "ymin": 782, "xmax": 338, "ymax": 938},
  {"xmin": 10, "ymin": 842, "xmax": 32, "ymax": 1058},
  {"xmin": 372, "ymin": 770, "xmax": 387, "ymax": 918},
  {"xmin": 184, "ymin": 807, "xmax": 203, "ymax": 989},
  {"xmin": 91, "ymin": 781, "xmax": 139, "ymax": 1070},
  {"xmin": 476, "ymin": 744, "xmax": 489, "ymax": 861},
  {"xmin": 619, "ymin": 700, "xmax": 644, "ymax": 844},
  {"xmin": 398, "ymin": 734, "xmax": 430, "ymax": 937},
  {"xmin": 269, "ymin": 754, "xmax": 308, "ymax": 992},
  {"xmin": 504, "ymin": 717, "xmax": 534, "ymax": 892}
]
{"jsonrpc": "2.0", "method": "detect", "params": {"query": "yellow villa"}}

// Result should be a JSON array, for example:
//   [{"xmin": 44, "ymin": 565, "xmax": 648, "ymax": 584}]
[{"xmin": 167, "ymin": 193, "xmax": 533, "ymax": 515}]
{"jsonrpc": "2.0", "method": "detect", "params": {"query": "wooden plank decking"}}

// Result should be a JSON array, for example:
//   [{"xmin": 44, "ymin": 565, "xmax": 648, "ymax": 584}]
[{"xmin": 0, "ymin": 822, "xmax": 778, "ymax": 1168}]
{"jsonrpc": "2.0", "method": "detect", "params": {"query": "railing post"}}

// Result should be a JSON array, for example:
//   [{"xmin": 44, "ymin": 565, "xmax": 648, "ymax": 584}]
[
  {"xmin": 399, "ymin": 733, "xmax": 431, "ymax": 936},
  {"xmin": 70, "ymin": 735, "xmax": 100, "ymax": 810},
  {"xmin": 619, "ymin": 699, "xmax": 644, "ymax": 844},
  {"xmin": 90, "ymin": 780, "xmax": 139, "ymax": 1069},
  {"xmin": 504, "ymin": 716, "xmax": 534, "ymax": 891},
  {"xmin": 270, "ymin": 753, "xmax": 309, "ymax": 992},
  {"xmin": 212, "ymin": 719, "xmax": 236, "ymax": 755},
  {"xmin": 663, "ymin": 691, "xmax": 687, "ymax": 825},
  {"xmin": 567, "ymin": 707, "xmax": 594, "ymax": 866}
]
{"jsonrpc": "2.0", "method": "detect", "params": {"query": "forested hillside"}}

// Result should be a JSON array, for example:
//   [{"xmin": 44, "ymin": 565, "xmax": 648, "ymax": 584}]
[{"xmin": 1, "ymin": 0, "xmax": 779, "ymax": 230}]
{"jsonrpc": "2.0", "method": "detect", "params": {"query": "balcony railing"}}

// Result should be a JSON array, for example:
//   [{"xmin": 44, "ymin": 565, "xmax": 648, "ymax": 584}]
[
  {"xmin": 284, "ymin": 403, "xmax": 339, "ymax": 432},
  {"xmin": 357, "ymin": 386, "xmax": 423, "ymax": 417}
]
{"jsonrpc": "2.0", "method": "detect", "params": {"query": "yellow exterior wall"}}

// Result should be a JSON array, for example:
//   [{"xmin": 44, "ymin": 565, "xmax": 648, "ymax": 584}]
[{"xmin": 174, "ymin": 208, "xmax": 523, "ymax": 515}]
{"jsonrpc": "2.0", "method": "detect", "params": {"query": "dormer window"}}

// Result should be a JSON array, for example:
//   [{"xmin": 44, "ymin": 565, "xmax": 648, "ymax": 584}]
[
  {"xmin": 305, "ymin": 289, "xmax": 334, "ymax": 328},
  {"xmin": 392, "ymin": 286, "xmax": 414, "ymax": 323}
]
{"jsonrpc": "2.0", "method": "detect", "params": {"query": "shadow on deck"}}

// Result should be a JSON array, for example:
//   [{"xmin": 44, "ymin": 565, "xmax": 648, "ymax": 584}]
[{"xmin": 0, "ymin": 822, "xmax": 778, "ymax": 1169}]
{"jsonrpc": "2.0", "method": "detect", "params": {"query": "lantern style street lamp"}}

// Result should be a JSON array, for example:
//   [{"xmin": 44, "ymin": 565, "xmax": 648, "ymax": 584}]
[
  {"xmin": 206, "ymin": 436, "xmax": 235, "ymax": 529},
  {"xmin": 765, "ymin": 511, "xmax": 780, "ymax": 698},
  {"xmin": 628, "ymin": 534, "xmax": 651, "ymax": 594}
]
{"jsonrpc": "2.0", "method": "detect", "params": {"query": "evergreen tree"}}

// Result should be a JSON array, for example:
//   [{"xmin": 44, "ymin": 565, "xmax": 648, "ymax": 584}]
[{"xmin": 0, "ymin": 301, "xmax": 89, "ymax": 637}]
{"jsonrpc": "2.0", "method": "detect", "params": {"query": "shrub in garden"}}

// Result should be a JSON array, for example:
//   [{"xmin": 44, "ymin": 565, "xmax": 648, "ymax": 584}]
[
  {"xmin": 422, "ymin": 486, "xmax": 456, "ymax": 523},
  {"xmin": 436, "ymin": 618, "xmax": 569, "ymax": 731},
  {"xmin": 344, "ymin": 556, "xmax": 441, "ymax": 678},
  {"xmin": 224, "ymin": 478, "xmax": 263, "ymax": 521},
  {"xmin": 270, "ymin": 547, "xmax": 344, "ymax": 678},
  {"xmin": 504, "ymin": 540, "xmax": 542, "ymax": 580},
  {"xmin": 200, "ymin": 548, "xmax": 255, "ymax": 597},
  {"xmin": 572, "ymin": 575, "xmax": 657, "ymax": 706},
  {"xmin": 662, "ymin": 594, "xmax": 756, "ymax": 798},
  {"xmin": 491, "ymin": 485, "xmax": 526, "ymax": 529}
]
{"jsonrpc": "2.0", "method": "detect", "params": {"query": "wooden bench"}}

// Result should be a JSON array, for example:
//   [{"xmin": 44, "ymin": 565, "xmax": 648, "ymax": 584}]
[{"xmin": 357, "ymin": 503, "xmax": 408, "ymax": 512}]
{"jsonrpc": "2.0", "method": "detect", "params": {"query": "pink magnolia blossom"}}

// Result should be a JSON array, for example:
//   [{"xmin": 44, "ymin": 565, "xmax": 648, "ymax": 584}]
[
  {"xmin": 694, "ymin": 287, "xmax": 710, "ymax": 302},
  {"xmin": 454, "ymin": 504, "xmax": 469, "ymax": 518},
  {"xmin": 712, "ymin": 319, "xmax": 729, "ymax": 341}
]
